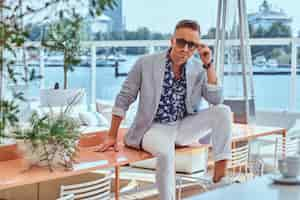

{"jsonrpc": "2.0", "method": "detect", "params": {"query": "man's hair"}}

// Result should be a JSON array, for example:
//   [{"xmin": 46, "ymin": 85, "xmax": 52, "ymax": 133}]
[{"xmin": 175, "ymin": 19, "xmax": 201, "ymax": 35}]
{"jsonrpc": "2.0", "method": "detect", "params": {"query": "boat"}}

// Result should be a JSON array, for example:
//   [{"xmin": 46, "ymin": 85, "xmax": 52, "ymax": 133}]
[
  {"xmin": 253, "ymin": 56, "xmax": 266, "ymax": 67},
  {"xmin": 106, "ymin": 54, "xmax": 127, "ymax": 62},
  {"xmin": 266, "ymin": 59, "xmax": 278, "ymax": 68}
]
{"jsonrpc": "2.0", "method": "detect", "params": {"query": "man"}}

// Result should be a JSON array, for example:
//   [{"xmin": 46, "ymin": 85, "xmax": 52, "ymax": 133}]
[{"xmin": 99, "ymin": 19, "xmax": 232, "ymax": 200}]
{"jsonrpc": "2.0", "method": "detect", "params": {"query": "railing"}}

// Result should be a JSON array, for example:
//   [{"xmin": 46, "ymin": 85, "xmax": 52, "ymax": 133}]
[{"xmin": 13, "ymin": 38, "xmax": 300, "ymax": 111}]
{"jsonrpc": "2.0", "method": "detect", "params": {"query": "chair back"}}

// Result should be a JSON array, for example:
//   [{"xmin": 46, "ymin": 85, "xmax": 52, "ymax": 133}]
[
  {"xmin": 274, "ymin": 136, "xmax": 300, "ymax": 168},
  {"xmin": 228, "ymin": 143, "xmax": 250, "ymax": 181},
  {"xmin": 56, "ymin": 194, "xmax": 74, "ymax": 200},
  {"xmin": 60, "ymin": 173, "xmax": 112, "ymax": 200}
]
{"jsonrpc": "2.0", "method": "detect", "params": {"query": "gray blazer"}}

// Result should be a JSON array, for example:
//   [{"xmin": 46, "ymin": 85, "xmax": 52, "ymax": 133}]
[{"xmin": 112, "ymin": 50, "xmax": 223, "ymax": 149}]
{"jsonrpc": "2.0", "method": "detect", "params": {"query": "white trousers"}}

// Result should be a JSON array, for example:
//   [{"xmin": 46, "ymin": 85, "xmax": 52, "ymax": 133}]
[{"xmin": 142, "ymin": 105, "xmax": 232, "ymax": 200}]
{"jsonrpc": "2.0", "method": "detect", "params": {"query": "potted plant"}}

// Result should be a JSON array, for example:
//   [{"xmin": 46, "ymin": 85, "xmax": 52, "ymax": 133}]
[
  {"xmin": 0, "ymin": 0, "xmax": 116, "ymax": 138},
  {"xmin": 0, "ymin": 0, "xmax": 116, "ymax": 154},
  {"xmin": 12, "ymin": 95, "xmax": 81, "ymax": 172}
]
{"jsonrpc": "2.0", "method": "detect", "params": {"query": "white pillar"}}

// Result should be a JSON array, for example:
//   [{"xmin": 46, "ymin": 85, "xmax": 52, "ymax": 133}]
[
  {"xmin": 290, "ymin": 38, "xmax": 297, "ymax": 111},
  {"xmin": 90, "ymin": 45, "xmax": 97, "ymax": 109},
  {"xmin": 40, "ymin": 47, "xmax": 45, "ymax": 89}
]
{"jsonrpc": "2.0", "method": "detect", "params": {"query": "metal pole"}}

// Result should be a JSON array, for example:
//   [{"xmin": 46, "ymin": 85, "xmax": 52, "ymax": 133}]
[
  {"xmin": 219, "ymin": 0, "xmax": 228, "ymax": 84},
  {"xmin": 214, "ymin": 0, "xmax": 222, "ymax": 78},
  {"xmin": 238, "ymin": 0, "xmax": 250, "ymax": 123},
  {"xmin": 243, "ymin": 0, "xmax": 255, "ymax": 102}
]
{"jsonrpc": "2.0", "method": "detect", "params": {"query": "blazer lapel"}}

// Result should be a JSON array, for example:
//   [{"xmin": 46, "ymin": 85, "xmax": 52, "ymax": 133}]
[
  {"xmin": 153, "ymin": 51, "xmax": 167, "ymax": 107},
  {"xmin": 185, "ymin": 60, "xmax": 194, "ymax": 101}
]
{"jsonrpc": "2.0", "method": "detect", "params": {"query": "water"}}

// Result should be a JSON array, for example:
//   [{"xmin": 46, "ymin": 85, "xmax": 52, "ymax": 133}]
[{"xmin": 11, "ymin": 55, "xmax": 300, "ymax": 111}]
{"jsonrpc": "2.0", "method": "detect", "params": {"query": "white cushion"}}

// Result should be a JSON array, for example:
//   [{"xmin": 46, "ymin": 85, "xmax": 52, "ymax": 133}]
[
  {"xmin": 79, "ymin": 112, "xmax": 109, "ymax": 127},
  {"xmin": 288, "ymin": 119, "xmax": 300, "ymax": 138},
  {"xmin": 131, "ymin": 148, "xmax": 209, "ymax": 174},
  {"xmin": 40, "ymin": 88, "xmax": 86, "ymax": 107},
  {"xmin": 32, "ymin": 104, "xmax": 87, "ymax": 117}
]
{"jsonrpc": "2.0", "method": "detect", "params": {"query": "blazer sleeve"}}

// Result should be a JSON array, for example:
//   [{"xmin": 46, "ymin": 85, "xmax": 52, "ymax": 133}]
[
  {"xmin": 200, "ymin": 71, "xmax": 224, "ymax": 105},
  {"xmin": 112, "ymin": 58, "xmax": 143, "ymax": 117}
]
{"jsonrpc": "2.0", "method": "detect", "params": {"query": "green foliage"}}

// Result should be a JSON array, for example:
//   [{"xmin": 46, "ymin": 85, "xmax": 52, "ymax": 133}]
[
  {"xmin": 202, "ymin": 27, "xmax": 216, "ymax": 39},
  {"xmin": 266, "ymin": 22, "xmax": 292, "ymax": 38},
  {"xmin": 41, "ymin": 0, "xmax": 117, "ymax": 89},
  {"xmin": 12, "ymin": 95, "xmax": 82, "ymax": 171},
  {"xmin": 0, "ymin": 100, "xmax": 20, "ymax": 135},
  {"xmin": 42, "ymin": 15, "xmax": 82, "ymax": 89},
  {"xmin": 0, "ymin": 2, "xmax": 41, "ymax": 142},
  {"xmin": 14, "ymin": 111, "xmax": 80, "ymax": 145},
  {"xmin": 250, "ymin": 22, "xmax": 291, "ymax": 38},
  {"xmin": 1, "ymin": 0, "xmax": 117, "ymax": 143},
  {"xmin": 93, "ymin": 28, "xmax": 171, "ymax": 41},
  {"xmin": 249, "ymin": 22, "xmax": 292, "ymax": 60}
]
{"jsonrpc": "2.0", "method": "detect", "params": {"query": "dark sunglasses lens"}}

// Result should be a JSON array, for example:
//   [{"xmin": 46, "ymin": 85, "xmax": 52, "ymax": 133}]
[
  {"xmin": 176, "ymin": 38, "xmax": 196, "ymax": 49},
  {"xmin": 176, "ymin": 38, "xmax": 186, "ymax": 48},
  {"xmin": 187, "ymin": 42, "xmax": 196, "ymax": 49}
]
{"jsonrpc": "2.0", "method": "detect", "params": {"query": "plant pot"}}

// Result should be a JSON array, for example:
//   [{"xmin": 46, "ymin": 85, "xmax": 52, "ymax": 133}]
[
  {"xmin": 16, "ymin": 140, "xmax": 76, "ymax": 171},
  {"xmin": 0, "ymin": 138, "xmax": 20, "ymax": 161}
]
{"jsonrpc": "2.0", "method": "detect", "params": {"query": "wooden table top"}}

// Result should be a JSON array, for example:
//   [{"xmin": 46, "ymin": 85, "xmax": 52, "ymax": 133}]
[
  {"xmin": 0, "ymin": 143, "xmax": 152, "ymax": 190},
  {"xmin": 231, "ymin": 124, "xmax": 286, "ymax": 142},
  {"xmin": 0, "ymin": 124, "xmax": 286, "ymax": 190}
]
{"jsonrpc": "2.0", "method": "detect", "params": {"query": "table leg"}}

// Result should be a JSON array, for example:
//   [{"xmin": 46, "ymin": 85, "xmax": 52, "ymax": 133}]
[
  {"xmin": 37, "ymin": 183, "xmax": 40, "ymax": 200},
  {"xmin": 232, "ymin": 141, "xmax": 236, "ymax": 176},
  {"xmin": 282, "ymin": 129, "xmax": 287, "ymax": 159},
  {"xmin": 115, "ymin": 166, "xmax": 120, "ymax": 200}
]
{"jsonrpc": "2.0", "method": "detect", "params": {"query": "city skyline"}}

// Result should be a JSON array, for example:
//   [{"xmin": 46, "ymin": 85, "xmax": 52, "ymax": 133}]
[{"xmin": 123, "ymin": 0, "xmax": 300, "ymax": 35}]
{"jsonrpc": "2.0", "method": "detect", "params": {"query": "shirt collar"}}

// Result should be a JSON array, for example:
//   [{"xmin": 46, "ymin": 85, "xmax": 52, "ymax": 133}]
[{"xmin": 166, "ymin": 48, "xmax": 186, "ymax": 79}]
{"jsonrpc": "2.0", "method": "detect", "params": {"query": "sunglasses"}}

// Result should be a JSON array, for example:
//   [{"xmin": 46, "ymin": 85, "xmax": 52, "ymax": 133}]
[{"xmin": 175, "ymin": 38, "xmax": 198, "ymax": 50}]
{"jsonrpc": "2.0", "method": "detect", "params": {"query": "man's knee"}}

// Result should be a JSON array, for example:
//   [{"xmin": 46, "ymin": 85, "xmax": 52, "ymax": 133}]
[
  {"xmin": 156, "ymin": 150, "xmax": 175, "ymax": 166},
  {"xmin": 149, "ymin": 144, "xmax": 174, "ymax": 161},
  {"xmin": 211, "ymin": 104, "xmax": 232, "ymax": 121}
]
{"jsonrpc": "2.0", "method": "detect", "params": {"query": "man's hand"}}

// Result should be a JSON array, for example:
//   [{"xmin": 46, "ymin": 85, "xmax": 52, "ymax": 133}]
[
  {"xmin": 96, "ymin": 134, "xmax": 119, "ymax": 152},
  {"xmin": 197, "ymin": 42, "xmax": 217, "ymax": 84},
  {"xmin": 197, "ymin": 43, "xmax": 212, "ymax": 65}
]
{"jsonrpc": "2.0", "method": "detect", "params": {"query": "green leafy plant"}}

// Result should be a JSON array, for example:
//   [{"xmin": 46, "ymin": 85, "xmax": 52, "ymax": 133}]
[
  {"xmin": 0, "ymin": 0, "xmax": 116, "ymax": 143},
  {"xmin": 12, "ymin": 94, "xmax": 82, "ymax": 172},
  {"xmin": 42, "ymin": 15, "xmax": 82, "ymax": 89},
  {"xmin": 0, "ymin": 1, "xmax": 42, "ymax": 143},
  {"xmin": 41, "ymin": 0, "xmax": 117, "ymax": 89}
]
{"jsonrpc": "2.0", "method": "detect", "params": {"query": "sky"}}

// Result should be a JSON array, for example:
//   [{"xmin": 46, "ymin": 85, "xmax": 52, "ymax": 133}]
[{"xmin": 123, "ymin": 0, "xmax": 300, "ymax": 35}]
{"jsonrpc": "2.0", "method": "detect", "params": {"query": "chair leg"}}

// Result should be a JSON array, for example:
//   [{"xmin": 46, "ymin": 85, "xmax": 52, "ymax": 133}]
[{"xmin": 177, "ymin": 176, "xmax": 182, "ymax": 200}]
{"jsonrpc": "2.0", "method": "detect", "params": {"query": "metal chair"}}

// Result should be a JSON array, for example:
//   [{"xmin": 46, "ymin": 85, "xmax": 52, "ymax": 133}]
[
  {"xmin": 56, "ymin": 194, "xmax": 74, "ymax": 200},
  {"xmin": 274, "ymin": 136, "xmax": 300, "ymax": 169},
  {"xmin": 59, "ymin": 173, "xmax": 112, "ymax": 200},
  {"xmin": 176, "ymin": 142, "xmax": 264, "ymax": 199}
]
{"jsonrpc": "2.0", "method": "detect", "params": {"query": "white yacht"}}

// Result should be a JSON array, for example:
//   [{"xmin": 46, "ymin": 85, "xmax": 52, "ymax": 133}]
[
  {"xmin": 266, "ymin": 58, "xmax": 279, "ymax": 69},
  {"xmin": 253, "ymin": 56, "xmax": 267, "ymax": 67}
]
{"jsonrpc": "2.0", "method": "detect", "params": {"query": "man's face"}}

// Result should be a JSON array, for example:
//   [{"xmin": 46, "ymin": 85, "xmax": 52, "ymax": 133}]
[{"xmin": 170, "ymin": 28, "xmax": 200, "ymax": 66}]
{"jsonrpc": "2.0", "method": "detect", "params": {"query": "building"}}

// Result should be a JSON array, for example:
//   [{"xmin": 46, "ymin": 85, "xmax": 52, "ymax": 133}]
[
  {"xmin": 248, "ymin": 0, "xmax": 292, "ymax": 31},
  {"xmin": 103, "ymin": 0, "xmax": 124, "ymax": 32},
  {"xmin": 90, "ymin": 14, "xmax": 112, "ymax": 33}
]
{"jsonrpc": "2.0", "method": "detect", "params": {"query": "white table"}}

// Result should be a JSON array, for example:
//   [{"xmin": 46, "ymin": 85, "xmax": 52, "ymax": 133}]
[{"xmin": 187, "ymin": 175, "xmax": 300, "ymax": 200}]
